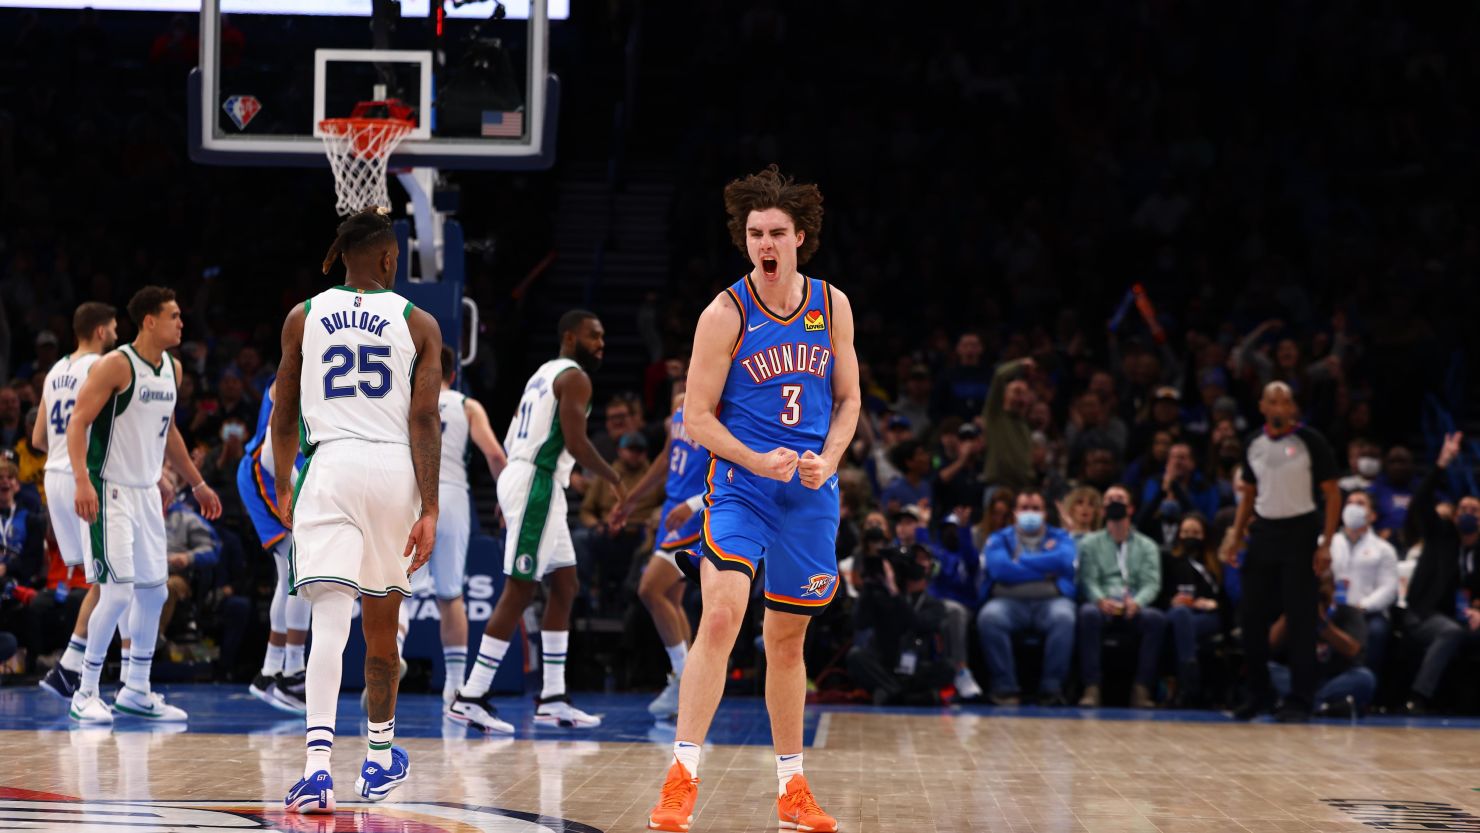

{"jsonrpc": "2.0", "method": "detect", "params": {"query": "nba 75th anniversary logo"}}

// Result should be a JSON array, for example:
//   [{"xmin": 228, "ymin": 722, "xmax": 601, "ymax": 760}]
[{"xmin": 0, "ymin": 791, "xmax": 607, "ymax": 833}]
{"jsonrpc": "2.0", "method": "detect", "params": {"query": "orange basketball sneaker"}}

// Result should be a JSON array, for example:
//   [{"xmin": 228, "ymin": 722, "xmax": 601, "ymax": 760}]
[
  {"xmin": 777, "ymin": 774, "xmax": 837, "ymax": 832},
  {"xmin": 648, "ymin": 761, "xmax": 700, "ymax": 832}
]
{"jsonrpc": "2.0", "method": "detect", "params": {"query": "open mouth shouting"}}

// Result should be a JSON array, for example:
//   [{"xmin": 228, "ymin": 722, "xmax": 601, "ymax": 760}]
[{"xmin": 760, "ymin": 256, "xmax": 779, "ymax": 278}]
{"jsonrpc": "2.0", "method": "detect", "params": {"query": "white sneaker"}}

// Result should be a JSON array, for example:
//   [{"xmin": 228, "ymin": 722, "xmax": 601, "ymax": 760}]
[
  {"xmin": 647, "ymin": 673, "xmax": 681, "ymax": 719},
  {"xmin": 113, "ymin": 687, "xmax": 188, "ymax": 721},
  {"xmin": 534, "ymin": 695, "xmax": 602, "ymax": 728},
  {"xmin": 954, "ymin": 668, "xmax": 984, "ymax": 701},
  {"xmin": 69, "ymin": 692, "xmax": 114, "ymax": 724},
  {"xmin": 446, "ymin": 691, "xmax": 515, "ymax": 734}
]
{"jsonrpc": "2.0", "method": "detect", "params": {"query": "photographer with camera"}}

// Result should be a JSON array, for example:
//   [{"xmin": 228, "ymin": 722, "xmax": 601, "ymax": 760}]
[{"xmin": 845, "ymin": 544, "xmax": 954, "ymax": 706}]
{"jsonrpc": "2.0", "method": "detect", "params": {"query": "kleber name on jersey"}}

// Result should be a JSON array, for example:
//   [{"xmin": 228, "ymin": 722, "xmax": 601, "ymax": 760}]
[
  {"xmin": 737, "ymin": 343, "xmax": 831, "ymax": 384},
  {"xmin": 49, "ymin": 373, "xmax": 82, "ymax": 394},
  {"xmin": 318, "ymin": 310, "xmax": 393, "ymax": 337}
]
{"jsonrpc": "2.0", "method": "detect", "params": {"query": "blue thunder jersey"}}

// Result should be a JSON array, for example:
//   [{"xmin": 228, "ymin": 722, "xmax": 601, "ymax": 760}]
[
  {"xmin": 720, "ymin": 275, "xmax": 836, "ymax": 456},
  {"xmin": 238, "ymin": 382, "xmax": 306, "ymax": 547},
  {"xmin": 666, "ymin": 404, "xmax": 708, "ymax": 503}
]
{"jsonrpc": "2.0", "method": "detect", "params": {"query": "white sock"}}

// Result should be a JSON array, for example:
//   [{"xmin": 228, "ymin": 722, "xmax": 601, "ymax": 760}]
[
  {"xmin": 304, "ymin": 588, "xmax": 355, "ymax": 778},
  {"xmin": 79, "ymin": 583, "xmax": 131, "ymax": 697},
  {"xmin": 777, "ymin": 753, "xmax": 803, "ymax": 795},
  {"xmin": 367, "ymin": 718, "xmax": 394, "ymax": 768},
  {"xmin": 665, "ymin": 642, "xmax": 688, "ymax": 678},
  {"xmin": 119, "ymin": 649, "xmax": 131, "ymax": 690},
  {"xmin": 285, "ymin": 644, "xmax": 306, "ymax": 676},
  {"xmin": 443, "ymin": 646, "xmax": 467, "ymax": 698},
  {"xmin": 262, "ymin": 643, "xmax": 286, "ymax": 677},
  {"xmin": 673, "ymin": 741, "xmax": 701, "ymax": 779},
  {"xmin": 125, "ymin": 583, "xmax": 168, "ymax": 695},
  {"xmin": 396, "ymin": 601, "xmax": 410, "ymax": 654},
  {"xmin": 541, "ymin": 630, "xmax": 568, "ymax": 699},
  {"xmin": 61, "ymin": 636, "xmax": 87, "ymax": 673},
  {"xmin": 460, "ymin": 634, "xmax": 509, "ymax": 698}
]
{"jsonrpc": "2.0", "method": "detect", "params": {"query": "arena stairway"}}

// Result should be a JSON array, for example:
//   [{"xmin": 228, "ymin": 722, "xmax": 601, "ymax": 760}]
[{"xmin": 524, "ymin": 161, "xmax": 676, "ymax": 388}]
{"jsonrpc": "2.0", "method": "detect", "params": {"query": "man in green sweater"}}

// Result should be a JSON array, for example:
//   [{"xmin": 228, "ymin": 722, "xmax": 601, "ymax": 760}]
[
  {"xmin": 982, "ymin": 357, "xmax": 1036, "ymax": 490},
  {"xmin": 1075, "ymin": 485, "xmax": 1167, "ymax": 708}
]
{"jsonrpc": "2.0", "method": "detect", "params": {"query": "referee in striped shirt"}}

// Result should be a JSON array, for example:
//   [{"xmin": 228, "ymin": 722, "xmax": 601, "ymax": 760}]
[{"xmin": 1221, "ymin": 382, "xmax": 1341, "ymax": 722}]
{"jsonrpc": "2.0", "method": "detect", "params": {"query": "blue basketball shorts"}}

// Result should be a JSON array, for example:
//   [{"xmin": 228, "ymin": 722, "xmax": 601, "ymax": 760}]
[
  {"xmin": 237, "ymin": 453, "xmax": 288, "ymax": 549},
  {"xmin": 699, "ymin": 456, "xmax": 841, "ymax": 616}
]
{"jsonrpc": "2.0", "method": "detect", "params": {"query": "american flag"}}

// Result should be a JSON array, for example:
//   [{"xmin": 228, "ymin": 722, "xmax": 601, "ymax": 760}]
[{"xmin": 481, "ymin": 110, "xmax": 524, "ymax": 138}]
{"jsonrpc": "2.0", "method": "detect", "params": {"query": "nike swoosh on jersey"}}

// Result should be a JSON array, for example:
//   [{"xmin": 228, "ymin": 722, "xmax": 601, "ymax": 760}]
[{"xmin": 747, "ymin": 321, "xmax": 768, "ymax": 333}]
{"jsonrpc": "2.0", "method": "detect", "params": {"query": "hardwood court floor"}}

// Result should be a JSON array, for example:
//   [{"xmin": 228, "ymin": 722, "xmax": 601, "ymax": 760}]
[{"xmin": 3, "ymin": 686, "xmax": 1480, "ymax": 832}]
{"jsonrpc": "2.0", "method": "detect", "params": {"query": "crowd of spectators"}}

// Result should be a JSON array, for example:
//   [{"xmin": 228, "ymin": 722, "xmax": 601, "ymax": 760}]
[{"xmin": 4, "ymin": 2, "xmax": 1480, "ymax": 717}]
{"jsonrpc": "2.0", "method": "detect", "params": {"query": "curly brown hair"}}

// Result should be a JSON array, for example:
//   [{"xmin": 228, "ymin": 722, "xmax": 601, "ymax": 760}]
[{"xmin": 723, "ymin": 164, "xmax": 824, "ymax": 265}]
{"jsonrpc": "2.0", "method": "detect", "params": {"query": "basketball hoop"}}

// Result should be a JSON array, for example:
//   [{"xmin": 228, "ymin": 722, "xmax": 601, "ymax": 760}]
[{"xmin": 318, "ymin": 100, "xmax": 416, "ymax": 216}]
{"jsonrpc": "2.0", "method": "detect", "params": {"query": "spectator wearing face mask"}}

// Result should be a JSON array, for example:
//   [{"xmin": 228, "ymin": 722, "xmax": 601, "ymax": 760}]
[
  {"xmin": 1137, "ymin": 442, "xmax": 1220, "ymax": 547},
  {"xmin": 1369, "ymin": 446, "xmax": 1416, "ymax": 543},
  {"xmin": 1267, "ymin": 571, "xmax": 1377, "ymax": 718},
  {"xmin": 1396, "ymin": 433, "xmax": 1480, "ymax": 715},
  {"xmin": 975, "ymin": 489, "xmax": 1076, "ymax": 706},
  {"xmin": 1157, "ymin": 512, "xmax": 1223, "ymax": 707},
  {"xmin": 1329, "ymin": 490, "xmax": 1398, "ymax": 674},
  {"xmin": 1337, "ymin": 439, "xmax": 1382, "ymax": 495},
  {"xmin": 1075, "ymin": 485, "xmax": 1166, "ymax": 708}
]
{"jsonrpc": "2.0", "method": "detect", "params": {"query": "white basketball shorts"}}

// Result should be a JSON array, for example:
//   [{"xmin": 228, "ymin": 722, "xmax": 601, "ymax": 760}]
[
  {"xmin": 90, "ymin": 478, "xmax": 166, "ymax": 587},
  {"xmin": 291, "ymin": 439, "xmax": 421, "ymax": 598},
  {"xmin": 497, "ymin": 460, "xmax": 575, "ymax": 582}
]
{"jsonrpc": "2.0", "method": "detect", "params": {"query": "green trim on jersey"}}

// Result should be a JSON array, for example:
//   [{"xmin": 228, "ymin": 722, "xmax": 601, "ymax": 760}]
[
  {"xmin": 512, "ymin": 469, "xmax": 554, "ymax": 581},
  {"xmin": 122, "ymin": 344, "xmax": 164, "ymax": 376},
  {"xmin": 291, "ymin": 453, "xmax": 315, "ymax": 516},
  {"xmin": 533, "ymin": 366, "xmax": 577, "ymax": 470},
  {"xmin": 298, "ymin": 413, "xmax": 316, "ymax": 459},
  {"xmin": 88, "ymin": 471, "xmax": 112, "ymax": 583},
  {"xmin": 87, "ymin": 358, "xmax": 135, "ymax": 477},
  {"xmin": 304, "ymin": 298, "xmax": 312, "ymax": 315},
  {"xmin": 403, "ymin": 301, "xmax": 414, "ymax": 319},
  {"xmin": 332, "ymin": 285, "xmax": 393, "ymax": 295}
]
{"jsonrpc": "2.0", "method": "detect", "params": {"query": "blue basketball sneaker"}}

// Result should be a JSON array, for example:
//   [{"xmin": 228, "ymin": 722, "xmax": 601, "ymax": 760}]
[
  {"xmin": 285, "ymin": 770, "xmax": 335, "ymax": 814},
  {"xmin": 355, "ymin": 746, "xmax": 409, "ymax": 802}
]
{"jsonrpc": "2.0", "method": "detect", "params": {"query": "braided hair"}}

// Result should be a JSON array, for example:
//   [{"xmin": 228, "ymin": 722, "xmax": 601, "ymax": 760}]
[{"xmin": 321, "ymin": 206, "xmax": 395, "ymax": 274}]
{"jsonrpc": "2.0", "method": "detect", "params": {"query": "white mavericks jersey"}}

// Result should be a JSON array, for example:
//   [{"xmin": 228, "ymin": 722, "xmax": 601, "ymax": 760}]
[
  {"xmin": 88, "ymin": 345, "xmax": 176, "ymax": 487},
  {"xmin": 299, "ymin": 286, "xmax": 418, "ymax": 452},
  {"xmin": 438, "ymin": 388, "xmax": 470, "ymax": 489},
  {"xmin": 42, "ymin": 352, "xmax": 103, "ymax": 474},
  {"xmin": 504, "ymin": 358, "xmax": 581, "ymax": 488}
]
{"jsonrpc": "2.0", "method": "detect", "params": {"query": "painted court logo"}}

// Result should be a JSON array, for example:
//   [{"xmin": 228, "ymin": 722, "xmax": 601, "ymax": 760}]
[
  {"xmin": 800, "ymin": 573, "xmax": 834, "ymax": 598},
  {"xmin": 0, "ymin": 793, "xmax": 606, "ymax": 833},
  {"xmin": 803, "ymin": 310, "xmax": 825, "ymax": 332}
]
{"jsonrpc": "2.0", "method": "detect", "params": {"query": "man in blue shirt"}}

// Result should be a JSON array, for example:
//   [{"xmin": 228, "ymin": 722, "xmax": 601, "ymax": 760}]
[
  {"xmin": 975, "ymin": 490, "xmax": 1077, "ymax": 706},
  {"xmin": 881, "ymin": 439, "xmax": 934, "ymax": 515}
]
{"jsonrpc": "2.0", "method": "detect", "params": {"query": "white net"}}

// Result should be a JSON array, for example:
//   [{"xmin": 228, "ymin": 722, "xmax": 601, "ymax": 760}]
[{"xmin": 318, "ymin": 118, "xmax": 414, "ymax": 216}]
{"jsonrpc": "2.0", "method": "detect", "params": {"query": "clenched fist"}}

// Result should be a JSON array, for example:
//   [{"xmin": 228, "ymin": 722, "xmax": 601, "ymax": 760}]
[
  {"xmin": 798, "ymin": 450, "xmax": 836, "ymax": 490},
  {"xmin": 756, "ymin": 447, "xmax": 799, "ymax": 483}
]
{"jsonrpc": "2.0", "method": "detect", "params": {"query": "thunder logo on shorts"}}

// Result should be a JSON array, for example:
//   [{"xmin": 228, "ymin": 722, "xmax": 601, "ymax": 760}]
[{"xmin": 700, "ymin": 275, "xmax": 842, "ymax": 616}]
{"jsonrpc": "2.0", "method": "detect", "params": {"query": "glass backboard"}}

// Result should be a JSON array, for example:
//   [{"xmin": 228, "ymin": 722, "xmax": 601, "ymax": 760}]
[{"xmin": 189, "ymin": 0, "xmax": 561, "ymax": 169}]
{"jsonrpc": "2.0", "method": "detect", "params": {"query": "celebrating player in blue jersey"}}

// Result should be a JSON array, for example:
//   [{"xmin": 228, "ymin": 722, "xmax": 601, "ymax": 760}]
[{"xmin": 648, "ymin": 166, "xmax": 859, "ymax": 833}]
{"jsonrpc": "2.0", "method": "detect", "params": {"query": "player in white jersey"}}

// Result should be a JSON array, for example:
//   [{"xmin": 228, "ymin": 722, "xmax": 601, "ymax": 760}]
[
  {"xmin": 446, "ymin": 310, "xmax": 624, "ymax": 733},
  {"xmin": 65, "ymin": 287, "xmax": 224, "ymax": 724},
  {"xmin": 35, "ymin": 303, "xmax": 118, "ymax": 702},
  {"xmin": 404, "ymin": 346, "xmax": 507, "ymax": 706},
  {"xmin": 272, "ymin": 207, "xmax": 443, "ymax": 814}
]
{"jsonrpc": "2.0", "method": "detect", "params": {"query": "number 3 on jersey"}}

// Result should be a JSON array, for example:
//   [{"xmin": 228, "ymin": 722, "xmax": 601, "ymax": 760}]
[{"xmin": 780, "ymin": 384, "xmax": 802, "ymax": 426}]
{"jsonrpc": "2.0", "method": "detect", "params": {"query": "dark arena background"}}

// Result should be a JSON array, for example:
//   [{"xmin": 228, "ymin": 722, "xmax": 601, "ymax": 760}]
[{"xmin": 2, "ymin": 2, "xmax": 1480, "ymax": 832}]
